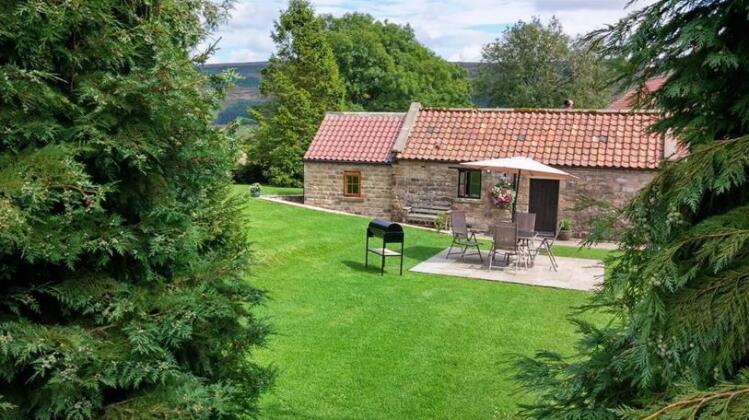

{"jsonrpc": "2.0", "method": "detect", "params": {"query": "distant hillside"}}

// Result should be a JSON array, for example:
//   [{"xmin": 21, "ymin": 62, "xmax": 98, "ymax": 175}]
[
  {"xmin": 200, "ymin": 62, "xmax": 268, "ymax": 124},
  {"xmin": 452, "ymin": 62, "xmax": 480, "ymax": 77},
  {"xmin": 202, "ymin": 61, "xmax": 479, "ymax": 124}
]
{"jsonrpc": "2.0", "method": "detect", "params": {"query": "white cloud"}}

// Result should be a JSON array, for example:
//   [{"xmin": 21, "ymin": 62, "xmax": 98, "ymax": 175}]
[
  {"xmin": 205, "ymin": 0, "xmax": 647, "ymax": 64},
  {"xmin": 534, "ymin": 0, "xmax": 632, "ymax": 11},
  {"xmin": 223, "ymin": 48, "xmax": 265, "ymax": 63}
]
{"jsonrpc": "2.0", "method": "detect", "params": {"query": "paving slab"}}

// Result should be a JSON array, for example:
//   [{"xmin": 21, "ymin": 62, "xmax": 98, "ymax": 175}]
[{"xmin": 410, "ymin": 248, "xmax": 604, "ymax": 292}]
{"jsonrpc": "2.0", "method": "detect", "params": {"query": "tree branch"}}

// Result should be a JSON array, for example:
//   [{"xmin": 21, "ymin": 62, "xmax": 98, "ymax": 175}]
[{"xmin": 643, "ymin": 386, "xmax": 749, "ymax": 419}]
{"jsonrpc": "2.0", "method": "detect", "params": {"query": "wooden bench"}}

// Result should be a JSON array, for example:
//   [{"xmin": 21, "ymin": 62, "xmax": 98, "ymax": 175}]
[{"xmin": 404, "ymin": 201, "xmax": 452, "ymax": 225}]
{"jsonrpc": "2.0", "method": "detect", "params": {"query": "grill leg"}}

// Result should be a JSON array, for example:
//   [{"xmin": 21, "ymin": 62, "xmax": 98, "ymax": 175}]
[
  {"xmin": 381, "ymin": 241, "xmax": 386, "ymax": 275},
  {"xmin": 399, "ymin": 241, "xmax": 404, "ymax": 276}
]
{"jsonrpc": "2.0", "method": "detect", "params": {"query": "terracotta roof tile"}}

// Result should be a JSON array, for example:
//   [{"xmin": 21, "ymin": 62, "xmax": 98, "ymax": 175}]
[
  {"xmin": 398, "ymin": 108, "xmax": 664, "ymax": 169},
  {"xmin": 304, "ymin": 113, "xmax": 405, "ymax": 163}
]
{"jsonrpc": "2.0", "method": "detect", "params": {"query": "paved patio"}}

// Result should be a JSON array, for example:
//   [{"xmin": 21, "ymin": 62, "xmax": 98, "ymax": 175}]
[{"xmin": 410, "ymin": 248, "xmax": 603, "ymax": 291}]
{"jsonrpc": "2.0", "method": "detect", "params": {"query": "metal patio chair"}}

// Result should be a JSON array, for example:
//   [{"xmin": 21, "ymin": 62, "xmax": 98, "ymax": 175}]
[
  {"xmin": 515, "ymin": 213, "xmax": 537, "ymax": 266},
  {"xmin": 488, "ymin": 222, "xmax": 523, "ymax": 270},
  {"xmin": 538, "ymin": 226, "xmax": 561, "ymax": 271},
  {"xmin": 446, "ymin": 211, "xmax": 483, "ymax": 261},
  {"xmin": 515, "ymin": 213, "xmax": 536, "ymax": 235}
]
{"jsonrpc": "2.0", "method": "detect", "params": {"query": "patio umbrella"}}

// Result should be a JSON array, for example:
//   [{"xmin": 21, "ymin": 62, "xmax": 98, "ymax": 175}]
[{"xmin": 459, "ymin": 157, "xmax": 576, "ymax": 219}]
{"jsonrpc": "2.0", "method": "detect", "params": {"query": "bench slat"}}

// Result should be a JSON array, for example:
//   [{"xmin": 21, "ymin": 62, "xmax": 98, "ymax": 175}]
[
  {"xmin": 412, "ymin": 203, "xmax": 451, "ymax": 209},
  {"xmin": 406, "ymin": 214, "xmax": 439, "ymax": 222},
  {"xmin": 410, "ymin": 209, "xmax": 445, "ymax": 215}
]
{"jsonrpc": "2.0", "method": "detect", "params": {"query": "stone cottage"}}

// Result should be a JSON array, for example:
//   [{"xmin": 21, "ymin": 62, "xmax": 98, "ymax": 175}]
[{"xmin": 303, "ymin": 102, "xmax": 680, "ymax": 235}]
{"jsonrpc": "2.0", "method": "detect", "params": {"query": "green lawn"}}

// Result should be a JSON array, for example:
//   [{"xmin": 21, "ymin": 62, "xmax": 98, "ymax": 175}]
[{"xmin": 241, "ymin": 193, "xmax": 608, "ymax": 419}]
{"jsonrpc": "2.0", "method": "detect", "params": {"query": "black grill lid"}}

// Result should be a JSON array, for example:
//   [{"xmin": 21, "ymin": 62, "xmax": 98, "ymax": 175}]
[{"xmin": 367, "ymin": 219, "xmax": 403, "ymax": 233}]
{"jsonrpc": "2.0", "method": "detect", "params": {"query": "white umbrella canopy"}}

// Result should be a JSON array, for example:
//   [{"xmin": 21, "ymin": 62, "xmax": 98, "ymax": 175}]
[
  {"xmin": 459, "ymin": 156, "xmax": 576, "ymax": 221},
  {"xmin": 458, "ymin": 156, "xmax": 576, "ymax": 180}
]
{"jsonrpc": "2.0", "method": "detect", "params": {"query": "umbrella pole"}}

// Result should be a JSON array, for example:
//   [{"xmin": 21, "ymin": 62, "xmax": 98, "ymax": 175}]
[{"xmin": 511, "ymin": 170, "xmax": 520, "ymax": 221}]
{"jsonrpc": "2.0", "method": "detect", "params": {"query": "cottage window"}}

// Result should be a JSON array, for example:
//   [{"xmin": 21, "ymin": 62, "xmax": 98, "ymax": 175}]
[
  {"xmin": 343, "ymin": 171, "xmax": 362, "ymax": 197},
  {"xmin": 457, "ymin": 169, "xmax": 481, "ymax": 199}
]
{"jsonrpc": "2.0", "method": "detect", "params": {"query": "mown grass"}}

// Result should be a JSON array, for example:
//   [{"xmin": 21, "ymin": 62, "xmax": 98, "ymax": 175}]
[
  {"xmin": 265, "ymin": 184, "xmax": 304, "ymax": 196},
  {"xmin": 240, "ymin": 193, "xmax": 610, "ymax": 419}
]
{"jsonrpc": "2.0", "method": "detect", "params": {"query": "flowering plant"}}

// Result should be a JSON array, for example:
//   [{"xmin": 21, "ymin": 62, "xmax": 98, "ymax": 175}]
[
  {"xmin": 248, "ymin": 183, "xmax": 262, "ymax": 197},
  {"xmin": 490, "ymin": 181, "xmax": 515, "ymax": 209}
]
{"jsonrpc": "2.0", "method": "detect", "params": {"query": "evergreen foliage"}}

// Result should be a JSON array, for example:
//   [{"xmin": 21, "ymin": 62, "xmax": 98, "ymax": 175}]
[
  {"xmin": 474, "ymin": 17, "xmax": 614, "ymax": 108},
  {"xmin": 323, "ymin": 13, "xmax": 472, "ymax": 111},
  {"xmin": 250, "ymin": 0, "xmax": 345, "ymax": 187},
  {"xmin": 515, "ymin": 1, "xmax": 749, "ymax": 418},
  {"xmin": 0, "ymin": 1, "xmax": 272, "ymax": 417}
]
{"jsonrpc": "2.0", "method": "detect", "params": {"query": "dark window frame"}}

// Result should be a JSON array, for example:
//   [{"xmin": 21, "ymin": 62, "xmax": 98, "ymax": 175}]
[
  {"xmin": 457, "ymin": 169, "xmax": 482, "ymax": 199},
  {"xmin": 343, "ymin": 171, "xmax": 362, "ymax": 197}
]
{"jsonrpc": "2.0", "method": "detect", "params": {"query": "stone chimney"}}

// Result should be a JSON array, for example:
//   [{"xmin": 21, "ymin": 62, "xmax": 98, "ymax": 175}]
[{"xmin": 391, "ymin": 102, "xmax": 421, "ymax": 155}]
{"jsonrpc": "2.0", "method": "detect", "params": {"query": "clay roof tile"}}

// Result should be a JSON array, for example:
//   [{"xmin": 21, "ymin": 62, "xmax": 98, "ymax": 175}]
[
  {"xmin": 396, "ymin": 108, "xmax": 664, "ymax": 169},
  {"xmin": 304, "ymin": 113, "xmax": 405, "ymax": 163}
]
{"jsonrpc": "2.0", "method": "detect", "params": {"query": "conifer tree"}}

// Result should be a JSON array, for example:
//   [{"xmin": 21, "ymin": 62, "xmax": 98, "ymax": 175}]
[
  {"xmin": 515, "ymin": 1, "xmax": 749, "ymax": 418},
  {"xmin": 251, "ymin": 0, "xmax": 345, "ymax": 186},
  {"xmin": 0, "ymin": 1, "xmax": 271, "ymax": 417}
]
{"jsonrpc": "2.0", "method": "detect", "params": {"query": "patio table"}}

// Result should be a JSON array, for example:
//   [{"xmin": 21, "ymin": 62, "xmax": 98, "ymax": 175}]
[{"xmin": 488, "ymin": 227, "xmax": 542, "ymax": 270}]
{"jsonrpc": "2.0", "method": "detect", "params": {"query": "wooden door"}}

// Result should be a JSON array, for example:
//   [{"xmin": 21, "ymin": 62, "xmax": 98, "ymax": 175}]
[{"xmin": 528, "ymin": 179, "xmax": 559, "ymax": 234}]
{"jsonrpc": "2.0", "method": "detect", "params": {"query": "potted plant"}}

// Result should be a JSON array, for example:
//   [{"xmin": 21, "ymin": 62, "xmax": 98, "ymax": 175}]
[
  {"xmin": 248, "ymin": 183, "xmax": 262, "ymax": 197},
  {"xmin": 433, "ymin": 212, "xmax": 449, "ymax": 233},
  {"xmin": 489, "ymin": 181, "xmax": 515, "ymax": 209},
  {"xmin": 558, "ymin": 219, "xmax": 572, "ymax": 240}
]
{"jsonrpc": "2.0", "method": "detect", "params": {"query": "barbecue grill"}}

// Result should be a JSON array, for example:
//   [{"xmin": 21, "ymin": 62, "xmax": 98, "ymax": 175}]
[{"xmin": 365, "ymin": 219, "xmax": 404, "ymax": 275}]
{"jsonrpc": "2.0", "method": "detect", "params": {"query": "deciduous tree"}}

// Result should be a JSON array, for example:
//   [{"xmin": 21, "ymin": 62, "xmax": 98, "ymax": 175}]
[
  {"xmin": 474, "ymin": 17, "xmax": 614, "ymax": 108},
  {"xmin": 0, "ymin": 1, "xmax": 271, "ymax": 417},
  {"xmin": 324, "ymin": 13, "xmax": 471, "ymax": 111}
]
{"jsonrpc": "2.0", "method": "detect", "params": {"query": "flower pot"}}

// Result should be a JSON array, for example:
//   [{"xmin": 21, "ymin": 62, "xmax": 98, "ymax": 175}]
[{"xmin": 558, "ymin": 229, "xmax": 571, "ymax": 241}]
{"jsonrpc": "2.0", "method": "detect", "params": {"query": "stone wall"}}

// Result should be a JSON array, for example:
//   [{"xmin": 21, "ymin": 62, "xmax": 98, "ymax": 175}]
[
  {"xmin": 392, "ymin": 161, "xmax": 514, "ymax": 232},
  {"xmin": 303, "ymin": 160, "xmax": 656, "ymax": 236},
  {"xmin": 558, "ymin": 167, "xmax": 656, "ymax": 236},
  {"xmin": 392, "ymin": 160, "xmax": 656, "ymax": 235},
  {"xmin": 303, "ymin": 162, "xmax": 394, "ymax": 219}
]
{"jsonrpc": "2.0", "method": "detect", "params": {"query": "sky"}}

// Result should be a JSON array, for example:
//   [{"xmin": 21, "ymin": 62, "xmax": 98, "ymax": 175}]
[{"xmin": 206, "ymin": 0, "xmax": 645, "ymax": 64}]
